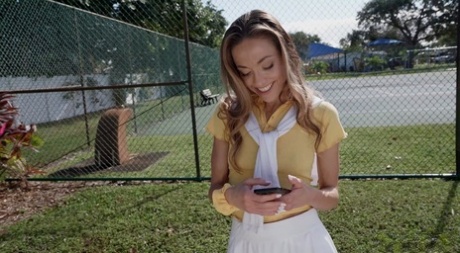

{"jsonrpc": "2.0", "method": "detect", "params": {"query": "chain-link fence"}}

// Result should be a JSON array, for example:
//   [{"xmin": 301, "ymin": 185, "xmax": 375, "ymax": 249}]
[{"xmin": 0, "ymin": 0, "xmax": 458, "ymax": 181}]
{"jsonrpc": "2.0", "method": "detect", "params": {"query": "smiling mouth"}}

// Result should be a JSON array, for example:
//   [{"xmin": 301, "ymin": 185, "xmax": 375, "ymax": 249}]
[{"xmin": 257, "ymin": 83, "xmax": 273, "ymax": 92}]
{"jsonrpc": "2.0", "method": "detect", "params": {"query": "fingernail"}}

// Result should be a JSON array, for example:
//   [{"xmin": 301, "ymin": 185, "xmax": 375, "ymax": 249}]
[
  {"xmin": 276, "ymin": 203, "xmax": 286, "ymax": 214},
  {"xmin": 288, "ymin": 174, "xmax": 301, "ymax": 183}
]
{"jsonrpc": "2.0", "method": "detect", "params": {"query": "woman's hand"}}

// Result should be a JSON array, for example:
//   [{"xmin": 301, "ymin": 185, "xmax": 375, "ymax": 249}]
[
  {"xmin": 281, "ymin": 173, "xmax": 339, "ymax": 211},
  {"xmin": 280, "ymin": 175, "xmax": 315, "ymax": 210},
  {"xmin": 225, "ymin": 178, "xmax": 285, "ymax": 216},
  {"xmin": 281, "ymin": 144, "xmax": 341, "ymax": 211}
]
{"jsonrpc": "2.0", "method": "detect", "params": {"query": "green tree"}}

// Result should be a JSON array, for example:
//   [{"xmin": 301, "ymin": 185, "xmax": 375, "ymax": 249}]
[
  {"xmin": 310, "ymin": 61, "xmax": 329, "ymax": 74},
  {"xmin": 56, "ymin": 0, "xmax": 227, "ymax": 48},
  {"xmin": 357, "ymin": 0, "xmax": 458, "ymax": 47},
  {"xmin": 431, "ymin": 0, "xmax": 458, "ymax": 46},
  {"xmin": 0, "ymin": 1, "xmax": 79, "ymax": 77},
  {"xmin": 290, "ymin": 32, "xmax": 309, "ymax": 60},
  {"xmin": 340, "ymin": 30, "xmax": 367, "ymax": 52},
  {"xmin": 289, "ymin": 32, "xmax": 321, "ymax": 61},
  {"xmin": 365, "ymin": 55, "xmax": 386, "ymax": 71}
]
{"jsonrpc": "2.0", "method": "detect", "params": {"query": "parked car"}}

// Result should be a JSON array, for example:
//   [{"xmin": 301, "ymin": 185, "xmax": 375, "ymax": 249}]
[
  {"xmin": 388, "ymin": 57, "xmax": 404, "ymax": 69},
  {"xmin": 432, "ymin": 52, "xmax": 456, "ymax": 64}
]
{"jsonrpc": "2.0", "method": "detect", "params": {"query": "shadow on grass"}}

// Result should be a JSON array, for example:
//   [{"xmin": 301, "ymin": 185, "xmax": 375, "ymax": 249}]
[
  {"xmin": 0, "ymin": 184, "xmax": 186, "ymax": 241},
  {"xmin": 48, "ymin": 152, "xmax": 169, "ymax": 178},
  {"xmin": 120, "ymin": 184, "xmax": 184, "ymax": 211},
  {"xmin": 48, "ymin": 164, "xmax": 107, "ymax": 178},
  {"xmin": 427, "ymin": 180, "xmax": 458, "ymax": 249}
]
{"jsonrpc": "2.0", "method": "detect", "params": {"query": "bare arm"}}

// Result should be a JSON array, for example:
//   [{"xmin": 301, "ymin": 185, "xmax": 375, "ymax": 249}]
[
  {"xmin": 311, "ymin": 143, "xmax": 340, "ymax": 210},
  {"xmin": 208, "ymin": 137, "xmax": 230, "ymax": 201},
  {"xmin": 283, "ymin": 143, "xmax": 341, "ymax": 211}
]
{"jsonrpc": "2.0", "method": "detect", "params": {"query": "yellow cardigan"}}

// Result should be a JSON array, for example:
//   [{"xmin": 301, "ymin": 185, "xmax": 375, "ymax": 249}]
[{"xmin": 206, "ymin": 98, "xmax": 347, "ymax": 223}]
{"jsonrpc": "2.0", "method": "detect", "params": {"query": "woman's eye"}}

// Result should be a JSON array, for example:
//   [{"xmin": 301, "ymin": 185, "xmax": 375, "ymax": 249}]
[
  {"xmin": 263, "ymin": 64, "xmax": 273, "ymax": 70},
  {"xmin": 240, "ymin": 72, "xmax": 250, "ymax": 77}
]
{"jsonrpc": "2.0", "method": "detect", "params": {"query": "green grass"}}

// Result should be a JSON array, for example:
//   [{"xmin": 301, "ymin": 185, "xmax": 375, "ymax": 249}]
[
  {"xmin": 2, "ymin": 68, "xmax": 456, "ymax": 251},
  {"xmin": 33, "ymin": 122, "xmax": 454, "ymax": 179},
  {"xmin": 341, "ymin": 124, "xmax": 455, "ymax": 174},
  {"xmin": 23, "ymin": 92, "xmax": 195, "ymax": 167},
  {"xmin": 2, "ymin": 122, "xmax": 457, "ymax": 252},
  {"xmin": 0, "ymin": 180, "xmax": 459, "ymax": 252}
]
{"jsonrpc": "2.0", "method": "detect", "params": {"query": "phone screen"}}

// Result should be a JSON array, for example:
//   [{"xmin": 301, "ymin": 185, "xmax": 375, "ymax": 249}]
[{"xmin": 254, "ymin": 187, "xmax": 291, "ymax": 195}]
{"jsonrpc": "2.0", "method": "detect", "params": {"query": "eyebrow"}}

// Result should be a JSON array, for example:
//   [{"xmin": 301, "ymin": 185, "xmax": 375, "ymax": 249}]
[{"xmin": 236, "ymin": 55, "xmax": 273, "ymax": 68}]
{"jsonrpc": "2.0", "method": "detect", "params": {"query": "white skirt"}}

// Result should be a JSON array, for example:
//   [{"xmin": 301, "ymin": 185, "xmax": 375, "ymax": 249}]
[{"xmin": 227, "ymin": 209, "xmax": 337, "ymax": 253}]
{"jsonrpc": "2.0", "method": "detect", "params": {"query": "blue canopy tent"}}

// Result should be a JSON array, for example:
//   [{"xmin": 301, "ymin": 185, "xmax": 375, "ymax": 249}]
[
  {"xmin": 306, "ymin": 43, "xmax": 345, "ymax": 72},
  {"xmin": 367, "ymin": 38, "xmax": 406, "ymax": 68},
  {"xmin": 307, "ymin": 43, "xmax": 344, "ymax": 59}
]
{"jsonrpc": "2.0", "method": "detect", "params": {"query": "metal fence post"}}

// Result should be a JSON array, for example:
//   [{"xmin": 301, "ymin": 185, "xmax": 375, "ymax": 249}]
[
  {"xmin": 182, "ymin": 0, "xmax": 201, "ymax": 180},
  {"xmin": 456, "ymin": 4, "xmax": 460, "ymax": 180}
]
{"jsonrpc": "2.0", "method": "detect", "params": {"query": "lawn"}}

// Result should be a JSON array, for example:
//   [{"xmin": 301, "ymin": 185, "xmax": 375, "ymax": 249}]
[
  {"xmin": 0, "ymin": 179, "xmax": 459, "ymax": 252},
  {"xmin": 0, "ymin": 120, "xmax": 458, "ymax": 252},
  {"xmin": 1, "ymin": 66, "xmax": 458, "ymax": 252},
  {"xmin": 2, "ymin": 122, "xmax": 455, "ymax": 252}
]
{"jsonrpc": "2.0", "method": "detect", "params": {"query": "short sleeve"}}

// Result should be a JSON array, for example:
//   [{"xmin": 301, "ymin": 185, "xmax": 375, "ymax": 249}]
[
  {"xmin": 313, "ymin": 101, "xmax": 347, "ymax": 152},
  {"xmin": 206, "ymin": 103, "xmax": 228, "ymax": 141}
]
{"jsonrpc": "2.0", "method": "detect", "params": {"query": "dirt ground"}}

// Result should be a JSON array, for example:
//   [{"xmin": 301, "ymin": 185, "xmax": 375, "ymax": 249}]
[
  {"xmin": 0, "ymin": 181, "xmax": 103, "ymax": 233},
  {"xmin": 0, "ymin": 152, "xmax": 170, "ymax": 232},
  {"xmin": 0, "ymin": 176, "xmax": 175, "ymax": 235}
]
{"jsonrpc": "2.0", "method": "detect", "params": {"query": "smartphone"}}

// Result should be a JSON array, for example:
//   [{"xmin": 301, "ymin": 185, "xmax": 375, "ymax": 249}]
[{"xmin": 254, "ymin": 187, "xmax": 291, "ymax": 195}]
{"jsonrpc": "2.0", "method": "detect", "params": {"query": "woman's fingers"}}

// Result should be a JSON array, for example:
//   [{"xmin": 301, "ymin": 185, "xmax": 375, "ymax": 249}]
[{"xmin": 243, "ymin": 177, "xmax": 271, "ymax": 188}]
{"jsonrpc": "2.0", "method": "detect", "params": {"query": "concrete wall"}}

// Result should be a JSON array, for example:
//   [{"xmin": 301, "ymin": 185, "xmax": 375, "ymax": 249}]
[{"xmin": 0, "ymin": 74, "xmax": 114, "ymax": 124}]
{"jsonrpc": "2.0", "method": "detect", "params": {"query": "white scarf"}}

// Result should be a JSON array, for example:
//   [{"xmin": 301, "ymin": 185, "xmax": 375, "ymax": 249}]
[{"xmin": 242, "ymin": 97, "xmax": 322, "ymax": 233}]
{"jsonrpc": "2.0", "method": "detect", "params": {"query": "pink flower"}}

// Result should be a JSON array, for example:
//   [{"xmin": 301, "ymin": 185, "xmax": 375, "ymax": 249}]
[{"xmin": 0, "ymin": 122, "xmax": 6, "ymax": 137}]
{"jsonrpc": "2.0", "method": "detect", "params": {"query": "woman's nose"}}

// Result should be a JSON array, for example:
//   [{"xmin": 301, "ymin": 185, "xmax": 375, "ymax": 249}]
[{"xmin": 252, "ymin": 71, "xmax": 265, "ymax": 86}]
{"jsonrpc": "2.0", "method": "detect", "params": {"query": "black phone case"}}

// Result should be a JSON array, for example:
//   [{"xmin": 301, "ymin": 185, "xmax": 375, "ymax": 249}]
[{"xmin": 254, "ymin": 187, "xmax": 291, "ymax": 195}]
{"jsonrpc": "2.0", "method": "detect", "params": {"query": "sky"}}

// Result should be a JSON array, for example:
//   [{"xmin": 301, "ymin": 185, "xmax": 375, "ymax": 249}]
[{"xmin": 205, "ymin": 0, "xmax": 369, "ymax": 47}]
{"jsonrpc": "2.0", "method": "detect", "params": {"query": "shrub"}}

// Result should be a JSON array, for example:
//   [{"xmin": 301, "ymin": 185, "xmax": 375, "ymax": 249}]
[
  {"xmin": 365, "ymin": 55, "xmax": 386, "ymax": 71},
  {"xmin": 0, "ymin": 93, "xmax": 44, "ymax": 184},
  {"xmin": 311, "ymin": 61, "xmax": 329, "ymax": 74}
]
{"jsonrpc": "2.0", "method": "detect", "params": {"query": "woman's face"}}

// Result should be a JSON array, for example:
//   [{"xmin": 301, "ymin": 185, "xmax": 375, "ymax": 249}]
[{"xmin": 231, "ymin": 37, "xmax": 287, "ymax": 105}]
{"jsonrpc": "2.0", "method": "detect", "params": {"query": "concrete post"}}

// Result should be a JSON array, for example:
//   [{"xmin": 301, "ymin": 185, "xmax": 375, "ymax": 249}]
[{"xmin": 94, "ymin": 108, "xmax": 132, "ymax": 167}]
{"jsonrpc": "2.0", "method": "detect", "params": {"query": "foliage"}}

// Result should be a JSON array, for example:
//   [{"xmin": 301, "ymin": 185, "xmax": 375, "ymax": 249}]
[
  {"xmin": 0, "ymin": 93, "xmax": 44, "ymax": 182},
  {"xmin": 357, "ymin": 0, "xmax": 458, "ymax": 47},
  {"xmin": 340, "ymin": 29, "xmax": 367, "ymax": 52},
  {"xmin": 430, "ymin": 0, "xmax": 458, "ymax": 46},
  {"xmin": 364, "ymin": 55, "xmax": 387, "ymax": 71},
  {"xmin": 289, "ymin": 31, "xmax": 321, "ymax": 61},
  {"xmin": 0, "ymin": 1, "xmax": 79, "ymax": 77},
  {"xmin": 340, "ymin": 27, "xmax": 404, "ymax": 52},
  {"xmin": 55, "ymin": 0, "xmax": 227, "ymax": 48},
  {"xmin": 0, "ymin": 0, "xmax": 225, "ymax": 113},
  {"xmin": 310, "ymin": 61, "xmax": 329, "ymax": 74}
]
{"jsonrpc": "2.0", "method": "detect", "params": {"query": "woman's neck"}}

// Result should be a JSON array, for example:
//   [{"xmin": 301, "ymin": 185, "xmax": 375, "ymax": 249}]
[{"xmin": 264, "ymin": 101, "xmax": 281, "ymax": 119}]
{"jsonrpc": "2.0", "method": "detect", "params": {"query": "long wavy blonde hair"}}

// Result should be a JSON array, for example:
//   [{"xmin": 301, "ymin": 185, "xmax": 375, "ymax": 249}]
[{"xmin": 219, "ymin": 9, "xmax": 322, "ymax": 172}]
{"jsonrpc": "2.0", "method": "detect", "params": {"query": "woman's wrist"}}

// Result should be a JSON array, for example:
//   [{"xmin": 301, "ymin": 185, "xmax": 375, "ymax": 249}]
[
  {"xmin": 308, "ymin": 186, "xmax": 339, "ymax": 210},
  {"xmin": 212, "ymin": 183, "xmax": 238, "ymax": 215},
  {"xmin": 222, "ymin": 183, "xmax": 233, "ymax": 204}
]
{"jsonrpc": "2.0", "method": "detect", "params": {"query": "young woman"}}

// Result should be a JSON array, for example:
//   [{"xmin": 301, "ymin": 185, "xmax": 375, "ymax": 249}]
[{"xmin": 206, "ymin": 9, "xmax": 347, "ymax": 253}]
